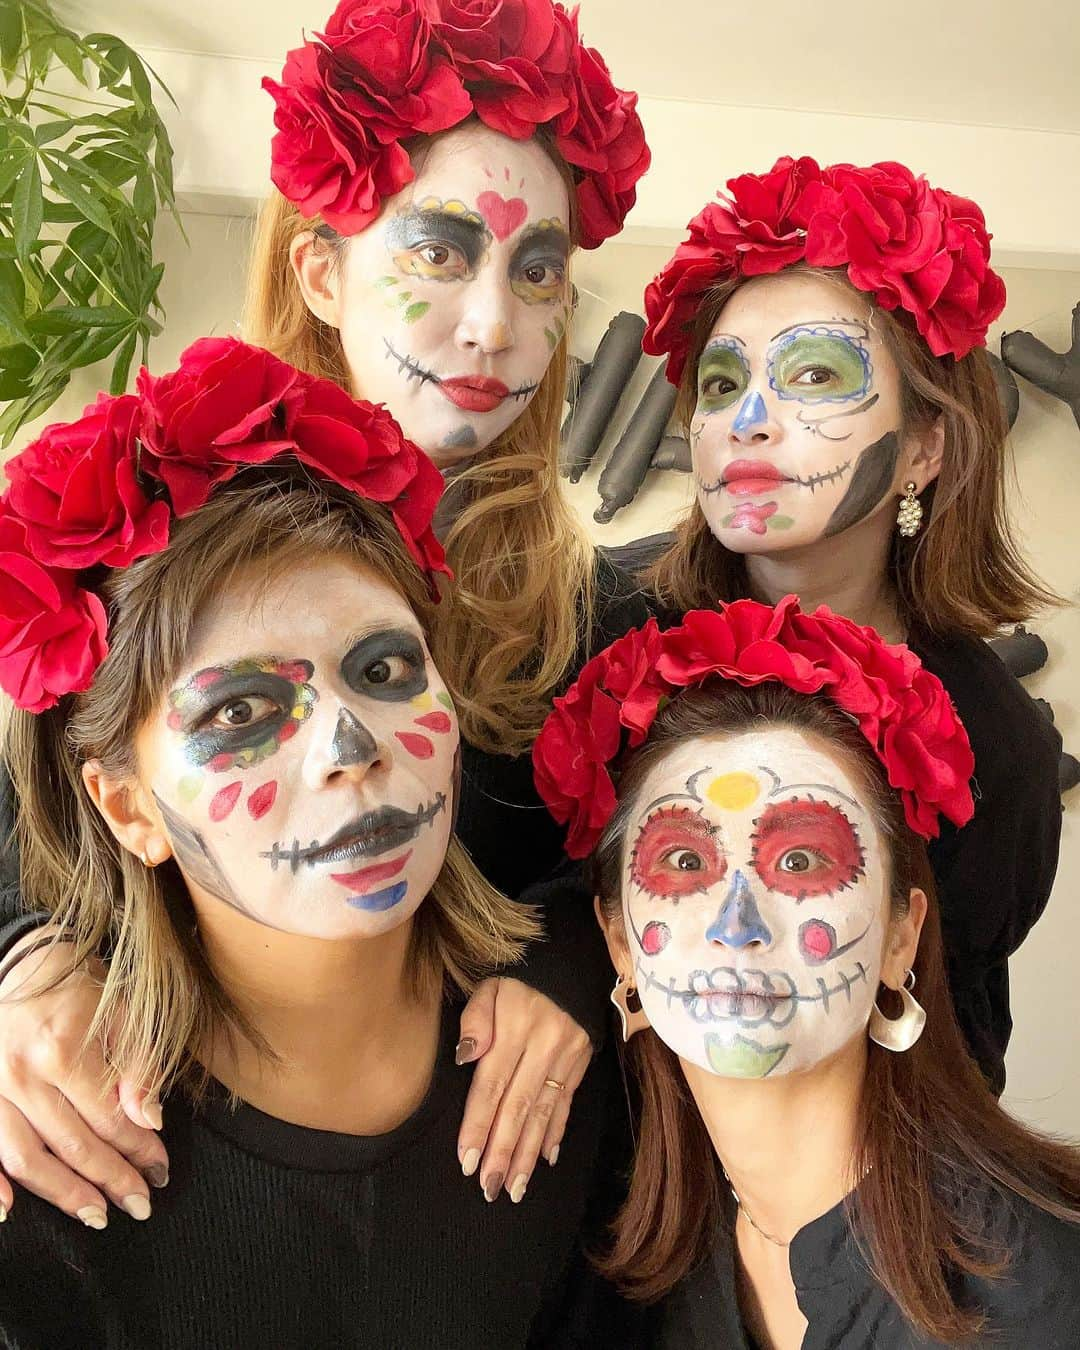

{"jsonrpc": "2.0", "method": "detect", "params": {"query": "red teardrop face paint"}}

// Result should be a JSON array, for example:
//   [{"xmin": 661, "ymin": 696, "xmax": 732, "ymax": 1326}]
[
  {"xmin": 395, "ymin": 731, "xmax": 435, "ymax": 760},
  {"xmin": 247, "ymin": 781, "xmax": 278, "ymax": 820},
  {"xmin": 413, "ymin": 711, "xmax": 452, "ymax": 733},
  {"xmin": 209, "ymin": 781, "xmax": 242, "ymax": 822}
]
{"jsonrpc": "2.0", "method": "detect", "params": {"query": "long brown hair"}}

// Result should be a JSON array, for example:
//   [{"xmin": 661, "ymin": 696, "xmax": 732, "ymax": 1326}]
[
  {"xmin": 4, "ymin": 470, "xmax": 540, "ymax": 1101},
  {"xmin": 592, "ymin": 681, "xmax": 1080, "ymax": 1341},
  {"xmin": 649, "ymin": 267, "xmax": 1059, "ymax": 639},
  {"xmin": 244, "ymin": 127, "xmax": 595, "ymax": 754}
]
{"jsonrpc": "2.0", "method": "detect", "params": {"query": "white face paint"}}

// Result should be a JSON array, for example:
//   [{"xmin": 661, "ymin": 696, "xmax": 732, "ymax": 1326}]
[
  {"xmin": 690, "ymin": 272, "xmax": 909, "ymax": 552},
  {"xmin": 328, "ymin": 121, "xmax": 571, "ymax": 469},
  {"xmin": 621, "ymin": 727, "xmax": 889, "ymax": 1078},
  {"xmin": 135, "ymin": 559, "xmax": 458, "ymax": 940}
]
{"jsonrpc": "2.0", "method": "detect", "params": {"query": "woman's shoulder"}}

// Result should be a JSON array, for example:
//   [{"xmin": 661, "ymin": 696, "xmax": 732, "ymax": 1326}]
[{"xmin": 912, "ymin": 629, "xmax": 1061, "ymax": 780}]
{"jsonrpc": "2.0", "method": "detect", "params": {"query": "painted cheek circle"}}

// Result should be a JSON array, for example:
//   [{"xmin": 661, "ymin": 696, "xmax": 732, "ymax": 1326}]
[
  {"xmin": 640, "ymin": 920, "xmax": 671, "ymax": 956},
  {"xmin": 630, "ymin": 806, "xmax": 727, "ymax": 898},
  {"xmin": 798, "ymin": 917, "xmax": 837, "ymax": 964},
  {"xmin": 751, "ymin": 798, "xmax": 863, "ymax": 898}
]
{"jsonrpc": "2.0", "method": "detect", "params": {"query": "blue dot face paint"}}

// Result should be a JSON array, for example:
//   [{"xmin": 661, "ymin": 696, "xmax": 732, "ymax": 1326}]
[
  {"xmin": 689, "ymin": 272, "xmax": 908, "ymax": 556},
  {"xmin": 620, "ymin": 730, "xmax": 888, "ymax": 1081}
]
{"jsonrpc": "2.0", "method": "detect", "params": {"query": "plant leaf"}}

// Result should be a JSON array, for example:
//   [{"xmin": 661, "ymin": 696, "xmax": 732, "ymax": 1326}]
[
  {"xmin": 12, "ymin": 153, "xmax": 44, "ymax": 265},
  {"xmin": 108, "ymin": 326, "xmax": 137, "ymax": 394},
  {"xmin": 27, "ymin": 303, "xmax": 131, "ymax": 335},
  {"xmin": 41, "ymin": 153, "xmax": 117, "ymax": 235},
  {"xmin": 0, "ymin": 3, "xmax": 22, "ymax": 80}
]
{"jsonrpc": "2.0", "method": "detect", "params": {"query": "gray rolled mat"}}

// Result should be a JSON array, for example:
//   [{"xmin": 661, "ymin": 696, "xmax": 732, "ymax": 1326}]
[
  {"xmin": 1001, "ymin": 302, "xmax": 1080, "ymax": 431},
  {"xmin": 594, "ymin": 364, "xmax": 678, "ymax": 522},
  {"xmin": 560, "ymin": 311, "xmax": 646, "ymax": 482}
]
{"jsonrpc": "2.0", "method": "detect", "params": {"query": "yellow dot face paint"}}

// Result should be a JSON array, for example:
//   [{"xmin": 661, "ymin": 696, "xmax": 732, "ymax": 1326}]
[
  {"xmin": 410, "ymin": 691, "xmax": 434, "ymax": 712},
  {"xmin": 705, "ymin": 771, "xmax": 760, "ymax": 812}
]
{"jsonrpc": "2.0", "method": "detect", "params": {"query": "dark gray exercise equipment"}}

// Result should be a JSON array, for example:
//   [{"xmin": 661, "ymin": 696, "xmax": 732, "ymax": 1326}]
[
  {"xmin": 560, "ymin": 311, "xmax": 646, "ymax": 481},
  {"xmin": 1001, "ymin": 302, "xmax": 1080, "ymax": 430},
  {"xmin": 986, "ymin": 625, "xmax": 1049, "ymax": 679},
  {"xmin": 594, "ymin": 365, "xmax": 678, "ymax": 522}
]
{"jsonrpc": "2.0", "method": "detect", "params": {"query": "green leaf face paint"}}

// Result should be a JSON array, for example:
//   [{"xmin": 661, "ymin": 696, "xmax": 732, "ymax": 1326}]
[
  {"xmin": 767, "ymin": 328, "xmax": 871, "ymax": 404},
  {"xmin": 697, "ymin": 339, "xmax": 750, "ymax": 413}
]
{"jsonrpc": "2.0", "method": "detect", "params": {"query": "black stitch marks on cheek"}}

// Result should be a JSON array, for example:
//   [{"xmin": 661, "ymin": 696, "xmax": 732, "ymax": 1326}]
[{"xmin": 823, "ymin": 430, "xmax": 902, "ymax": 538}]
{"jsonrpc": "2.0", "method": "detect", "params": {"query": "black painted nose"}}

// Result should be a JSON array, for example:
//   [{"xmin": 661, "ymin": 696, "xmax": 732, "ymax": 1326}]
[{"xmin": 332, "ymin": 708, "xmax": 377, "ymax": 767}]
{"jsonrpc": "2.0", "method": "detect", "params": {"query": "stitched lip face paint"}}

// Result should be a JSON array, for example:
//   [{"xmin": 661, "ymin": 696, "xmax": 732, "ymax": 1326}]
[
  {"xmin": 325, "ymin": 121, "xmax": 571, "ymax": 469},
  {"xmin": 691, "ymin": 272, "xmax": 909, "ymax": 556},
  {"xmin": 620, "ymin": 728, "xmax": 888, "ymax": 1079},
  {"xmin": 139, "ymin": 558, "xmax": 459, "ymax": 941}
]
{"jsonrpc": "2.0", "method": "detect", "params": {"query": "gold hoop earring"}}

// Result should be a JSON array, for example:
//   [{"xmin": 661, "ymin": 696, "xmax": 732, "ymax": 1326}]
[
  {"xmin": 868, "ymin": 969, "xmax": 926, "ymax": 1052},
  {"xmin": 896, "ymin": 482, "xmax": 923, "ymax": 537},
  {"xmin": 610, "ymin": 974, "xmax": 650, "ymax": 1043}
]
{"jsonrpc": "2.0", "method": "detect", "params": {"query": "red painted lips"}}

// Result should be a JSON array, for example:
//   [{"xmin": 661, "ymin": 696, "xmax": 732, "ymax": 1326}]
[
  {"xmin": 439, "ymin": 376, "xmax": 510, "ymax": 413},
  {"xmin": 722, "ymin": 460, "xmax": 789, "ymax": 496},
  {"xmin": 330, "ymin": 851, "xmax": 411, "ymax": 891}
]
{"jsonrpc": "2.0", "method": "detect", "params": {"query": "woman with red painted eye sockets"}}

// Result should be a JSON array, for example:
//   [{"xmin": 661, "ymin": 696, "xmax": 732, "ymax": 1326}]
[
  {"xmin": 642, "ymin": 158, "xmax": 1063, "ymax": 1095},
  {"xmin": 533, "ymin": 603, "xmax": 1080, "ymax": 1349},
  {"xmin": 0, "ymin": 350, "xmax": 641, "ymax": 1348}
]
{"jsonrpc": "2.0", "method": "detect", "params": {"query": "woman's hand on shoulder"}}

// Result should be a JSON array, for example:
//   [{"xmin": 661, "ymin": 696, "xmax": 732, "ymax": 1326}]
[
  {"xmin": 455, "ymin": 978, "xmax": 592, "ymax": 1206},
  {"xmin": 0, "ymin": 931, "xmax": 169, "ymax": 1227}
]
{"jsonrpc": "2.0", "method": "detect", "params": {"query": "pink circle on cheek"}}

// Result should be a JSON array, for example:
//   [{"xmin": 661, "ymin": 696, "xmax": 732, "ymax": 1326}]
[
  {"xmin": 640, "ymin": 921, "xmax": 671, "ymax": 956},
  {"xmin": 798, "ymin": 918, "xmax": 837, "ymax": 965}
]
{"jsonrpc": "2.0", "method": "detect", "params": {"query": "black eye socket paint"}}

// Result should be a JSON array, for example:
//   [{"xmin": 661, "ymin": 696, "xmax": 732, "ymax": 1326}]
[
  {"xmin": 823, "ymin": 430, "xmax": 902, "ymax": 538},
  {"xmin": 509, "ymin": 224, "xmax": 570, "ymax": 275},
  {"xmin": 384, "ymin": 210, "xmax": 491, "ymax": 270},
  {"xmin": 177, "ymin": 672, "xmax": 297, "ymax": 765},
  {"xmin": 340, "ymin": 628, "xmax": 428, "ymax": 703}
]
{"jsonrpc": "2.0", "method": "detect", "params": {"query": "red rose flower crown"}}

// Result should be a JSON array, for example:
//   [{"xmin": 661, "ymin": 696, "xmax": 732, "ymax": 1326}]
[
  {"xmin": 532, "ymin": 595, "xmax": 975, "ymax": 859},
  {"xmin": 642, "ymin": 156, "xmax": 1006, "ymax": 385},
  {"xmin": 0, "ymin": 336, "xmax": 449, "ymax": 714},
  {"xmin": 262, "ymin": 0, "xmax": 651, "ymax": 250}
]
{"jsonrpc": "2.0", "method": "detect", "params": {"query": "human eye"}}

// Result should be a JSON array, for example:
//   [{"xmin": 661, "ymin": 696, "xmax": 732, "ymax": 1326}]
[
  {"xmin": 511, "ymin": 259, "xmax": 565, "ymax": 304},
  {"xmin": 630, "ymin": 806, "xmax": 727, "ymax": 899},
  {"xmin": 662, "ymin": 847, "xmax": 706, "ymax": 873},
  {"xmin": 751, "ymin": 799, "xmax": 864, "ymax": 899},
  {"xmin": 400, "ymin": 240, "xmax": 469, "ymax": 280},
  {"xmin": 341, "ymin": 629, "xmax": 429, "ymax": 703},
  {"xmin": 769, "ymin": 331, "xmax": 870, "ymax": 403},
  {"xmin": 775, "ymin": 846, "xmax": 829, "ymax": 876},
  {"xmin": 696, "ymin": 347, "xmax": 747, "ymax": 411},
  {"xmin": 205, "ymin": 694, "xmax": 280, "ymax": 732}
]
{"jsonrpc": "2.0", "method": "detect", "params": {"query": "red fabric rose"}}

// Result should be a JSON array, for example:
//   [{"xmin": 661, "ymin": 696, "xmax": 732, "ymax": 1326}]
[
  {"xmin": 532, "ymin": 595, "xmax": 975, "ymax": 859},
  {"xmin": 285, "ymin": 374, "xmax": 449, "ymax": 580},
  {"xmin": 553, "ymin": 39, "xmax": 650, "ymax": 249},
  {"xmin": 3, "ymin": 393, "xmax": 169, "ymax": 569},
  {"xmin": 137, "ymin": 337, "xmax": 301, "ymax": 515},
  {"xmin": 264, "ymin": 0, "xmax": 471, "ymax": 235},
  {"xmin": 434, "ymin": 0, "xmax": 576, "ymax": 137},
  {"xmin": 643, "ymin": 156, "xmax": 1005, "ymax": 384},
  {"xmin": 0, "ymin": 512, "xmax": 108, "ymax": 713}
]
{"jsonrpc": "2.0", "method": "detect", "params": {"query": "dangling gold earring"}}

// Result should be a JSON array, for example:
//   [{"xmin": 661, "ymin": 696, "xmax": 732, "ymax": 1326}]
[
  {"xmin": 896, "ymin": 482, "xmax": 923, "ymax": 537},
  {"xmin": 610, "ymin": 974, "xmax": 650, "ymax": 1042},
  {"xmin": 868, "ymin": 969, "xmax": 926, "ymax": 1052}
]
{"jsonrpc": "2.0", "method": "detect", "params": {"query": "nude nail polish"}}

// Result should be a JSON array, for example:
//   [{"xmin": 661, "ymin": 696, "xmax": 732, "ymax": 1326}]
[
  {"xmin": 483, "ymin": 1171, "xmax": 504, "ymax": 1203},
  {"xmin": 77, "ymin": 1206, "xmax": 108, "ymax": 1230},
  {"xmin": 122, "ymin": 1194, "xmax": 151, "ymax": 1221},
  {"xmin": 0, "ymin": 1203, "xmax": 7, "ymax": 1223},
  {"xmin": 461, "ymin": 1147, "xmax": 480, "ymax": 1178},
  {"xmin": 455, "ymin": 1037, "xmax": 478, "ymax": 1066},
  {"xmin": 142, "ymin": 1100, "xmax": 164, "ymax": 1131},
  {"xmin": 547, "ymin": 1144, "xmax": 560, "ymax": 1167},
  {"xmin": 509, "ymin": 1174, "xmax": 528, "ymax": 1204}
]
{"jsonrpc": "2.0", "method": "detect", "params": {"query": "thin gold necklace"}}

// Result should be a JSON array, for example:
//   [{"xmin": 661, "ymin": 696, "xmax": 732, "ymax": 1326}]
[{"xmin": 729, "ymin": 1181, "xmax": 789, "ymax": 1248}]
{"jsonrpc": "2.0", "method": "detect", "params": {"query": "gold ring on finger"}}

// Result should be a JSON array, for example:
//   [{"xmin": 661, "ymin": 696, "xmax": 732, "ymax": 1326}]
[{"xmin": 543, "ymin": 1077, "xmax": 566, "ymax": 1092}]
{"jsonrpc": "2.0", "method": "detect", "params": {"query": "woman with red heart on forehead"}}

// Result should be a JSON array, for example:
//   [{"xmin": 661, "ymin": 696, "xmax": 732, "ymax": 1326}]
[
  {"xmin": 640, "ymin": 158, "xmax": 1062, "ymax": 1096},
  {"xmin": 0, "ymin": 0, "xmax": 653, "ymax": 1238}
]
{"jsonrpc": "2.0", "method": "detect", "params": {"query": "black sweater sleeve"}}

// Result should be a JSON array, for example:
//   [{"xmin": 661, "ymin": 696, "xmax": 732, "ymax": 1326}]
[
  {"xmin": 916, "ymin": 633, "xmax": 1063, "ymax": 1094},
  {"xmin": 0, "ymin": 760, "xmax": 46, "ymax": 961}
]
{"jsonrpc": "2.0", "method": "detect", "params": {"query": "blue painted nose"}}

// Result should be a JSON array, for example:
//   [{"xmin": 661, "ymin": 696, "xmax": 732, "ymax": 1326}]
[
  {"xmin": 732, "ymin": 390, "xmax": 768, "ymax": 434},
  {"xmin": 706, "ymin": 869, "xmax": 772, "ymax": 948}
]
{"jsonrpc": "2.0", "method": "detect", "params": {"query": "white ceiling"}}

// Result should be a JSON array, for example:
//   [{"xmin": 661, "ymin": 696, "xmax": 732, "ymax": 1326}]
[{"xmin": 62, "ymin": 0, "xmax": 1080, "ymax": 134}]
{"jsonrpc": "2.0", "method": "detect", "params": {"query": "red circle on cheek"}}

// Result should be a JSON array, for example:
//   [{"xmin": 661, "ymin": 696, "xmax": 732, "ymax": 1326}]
[
  {"xmin": 640, "ymin": 921, "xmax": 671, "ymax": 956},
  {"xmin": 798, "ymin": 918, "xmax": 837, "ymax": 965}
]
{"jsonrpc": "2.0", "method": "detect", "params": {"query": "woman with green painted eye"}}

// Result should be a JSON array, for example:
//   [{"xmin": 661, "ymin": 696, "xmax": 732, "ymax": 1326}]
[{"xmin": 643, "ymin": 158, "xmax": 1063, "ymax": 1099}]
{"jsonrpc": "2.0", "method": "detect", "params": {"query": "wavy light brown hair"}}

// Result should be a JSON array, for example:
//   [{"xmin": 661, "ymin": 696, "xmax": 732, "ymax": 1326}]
[
  {"xmin": 244, "ymin": 129, "xmax": 595, "ymax": 754},
  {"xmin": 649, "ymin": 266, "xmax": 1059, "ymax": 639},
  {"xmin": 4, "ymin": 470, "xmax": 540, "ymax": 1100},
  {"xmin": 591, "ymin": 681, "xmax": 1080, "ymax": 1342}
]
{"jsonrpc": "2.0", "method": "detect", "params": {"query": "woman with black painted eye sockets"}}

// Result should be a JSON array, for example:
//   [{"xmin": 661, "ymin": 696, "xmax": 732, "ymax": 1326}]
[
  {"xmin": 0, "ymin": 0, "xmax": 653, "ymax": 1228},
  {"xmin": 0, "ymin": 353, "xmax": 641, "ymax": 1349},
  {"xmin": 533, "ymin": 607, "xmax": 1080, "ymax": 1350},
  {"xmin": 642, "ymin": 158, "xmax": 1063, "ymax": 1094}
]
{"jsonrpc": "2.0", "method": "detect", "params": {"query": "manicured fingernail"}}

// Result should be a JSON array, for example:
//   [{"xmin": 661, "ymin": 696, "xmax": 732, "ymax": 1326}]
[
  {"xmin": 461, "ymin": 1147, "xmax": 480, "ymax": 1178},
  {"xmin": 145, "ymin": 1163, "xmax": 169, "ymax": 1189},
  {"xmin": 455, "ymin": 1037, "xmax": 478, "ymax": 1066},
  {"xmin": 77, "ymin": 1206, "xmax": 108, "ymax": 1230},
  {"xmin": 483, "ymin": 1171, "xmax": 504, "ymax": 1203},
  {"xmin": 142, "ymin": 1100, "xmax": 163, "ymax": 1130},
  {"xmin": 546, "ymin": 1144, "xmax": 560, "ymax": 1167},
  {"xmin": 0, "ymin": 1203, "xmax": 7, "ymax": 1223},
  {"xmin": 122, "ymin": 1194, "xmax": 151, "ymax": 1221},
  {"xmin": 509, "ymin": 1174, "xmax": 528, "ymax": 1204}
]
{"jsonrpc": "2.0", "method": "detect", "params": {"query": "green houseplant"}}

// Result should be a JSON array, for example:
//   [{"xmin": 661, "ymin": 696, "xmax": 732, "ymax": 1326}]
[{"xmin": 0, "ymin": 0, "xmax": 180, "ymax": 444}]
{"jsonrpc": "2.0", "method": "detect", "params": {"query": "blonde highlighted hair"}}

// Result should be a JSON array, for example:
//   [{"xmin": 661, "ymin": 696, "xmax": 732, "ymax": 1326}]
[
  {"xmin": 649, "ymin": 266, "xmax": 1059, "ymax": 638},
  {"xmin": 5, "ymin": 472, "xmax": 540, "ymax": 1100},
  {"xmin": 244, "ymin": 183, "xmax": 594, "ymax": 755}
]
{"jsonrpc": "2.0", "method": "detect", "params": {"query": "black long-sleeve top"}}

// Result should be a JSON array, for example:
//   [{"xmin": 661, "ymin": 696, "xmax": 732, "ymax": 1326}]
[
  {"xmin": 655, "ymin": 1181, "xmax": 1080, "ymax": 1348},
  {"xmin": 0, "ymin": 996, "xmax": 645, "ymax": 1350}
]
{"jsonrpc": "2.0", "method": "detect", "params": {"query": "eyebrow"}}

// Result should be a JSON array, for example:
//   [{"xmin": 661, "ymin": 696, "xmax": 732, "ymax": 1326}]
[
  {"xmin": 769, "ymin": 319, "xmax": 869, "ymax": 342},
  {"xmin": 509, "ymin": 222, "xmax": 571, "ymax": 269},
  {"xmin": 384, "ymin": 209, "xmax": 492, "ymax": 267},
  {"xmin": 767, "ymin": 779, "xmax": 863, "ymax": 812}
]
